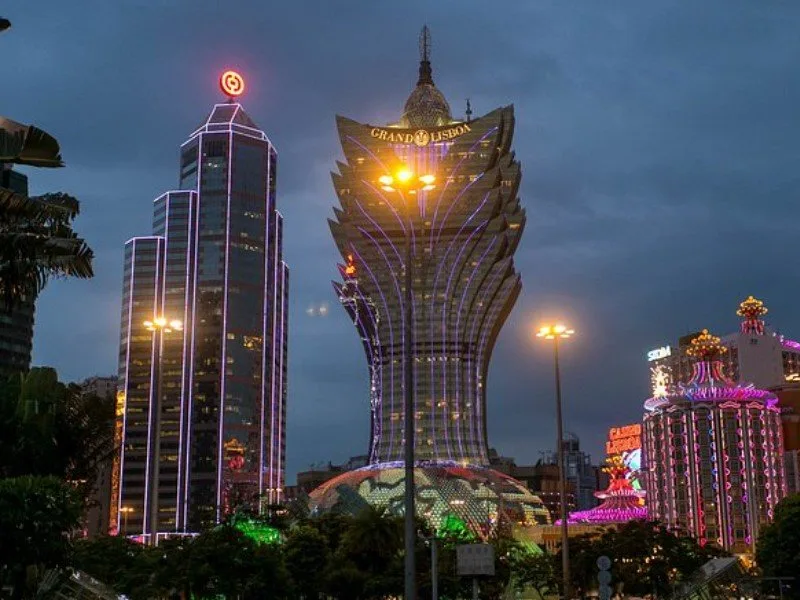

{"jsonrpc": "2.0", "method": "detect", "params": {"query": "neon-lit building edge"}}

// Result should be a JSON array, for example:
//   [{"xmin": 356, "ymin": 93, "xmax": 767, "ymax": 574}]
[
  {"xmin": 111, "ymin": 96, "xmax": 288, "ymax": 540},
  {"xmin": 643, "ymin": 328, "xmax": 786, "ymax": 554}
]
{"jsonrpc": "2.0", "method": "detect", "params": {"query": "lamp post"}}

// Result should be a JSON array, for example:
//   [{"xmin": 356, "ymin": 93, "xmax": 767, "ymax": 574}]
[
  {"xmin": 536, "ymin": 324, "xmax": 574, "ymax": 600},
  {"xmin": 143, "ymin": 316, "xmax": 182, "ymax": 546},
  {"xmin": 378, "ymin": 167, "xmax": 435, "ymax": 600}
]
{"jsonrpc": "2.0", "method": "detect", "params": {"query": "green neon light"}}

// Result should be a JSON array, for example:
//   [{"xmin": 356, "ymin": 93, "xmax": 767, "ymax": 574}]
[{"xmin": 234, "ymin": 518, "xmax": 281, "ymax": 545}]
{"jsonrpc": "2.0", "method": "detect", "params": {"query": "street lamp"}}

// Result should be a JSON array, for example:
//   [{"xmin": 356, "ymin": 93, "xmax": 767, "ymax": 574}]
[
  {"xmin": 119, "ymin": 506, "xmax": 134, "ymax": 533},
  {"xmin": 378, "ymin": 165, "xmax": 435, "ymax": 600},
  {"xmin": 536, "ymin": 323, "xmax": 574, "ymax": 600},
  {"xmin": 143, "ymin": 315, "xmax": 183, "ymax": 546}
]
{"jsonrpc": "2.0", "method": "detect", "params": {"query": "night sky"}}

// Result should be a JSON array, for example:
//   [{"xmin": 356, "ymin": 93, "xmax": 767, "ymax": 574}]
[{"xmin": 5, "ymin": 1, "xmax": 800, "ymax": 479}]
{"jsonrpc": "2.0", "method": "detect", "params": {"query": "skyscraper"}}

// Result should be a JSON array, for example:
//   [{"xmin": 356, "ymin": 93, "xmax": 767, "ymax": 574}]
[
  {"xmin": 330, "ymin": 29, "xmax": 525, "ymax": 467},
  {"xmin": 0, "ymin": 166, "xmax": 35, "ymax": 376},
  {"xmin": 311, "ymin": 29, "xmax": 547, "ymax": 537},
  {"xmin": 112, "ymin": 75, "xmax": 288, "ymax": 540}
]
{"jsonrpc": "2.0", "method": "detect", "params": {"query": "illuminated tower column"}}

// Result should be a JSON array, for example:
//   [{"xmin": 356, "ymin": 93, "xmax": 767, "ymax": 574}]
[
  {"xmin": 112, "ymin": 72, "xmax": 288, "ymax": 538},
  {"xmin": 330, "ymin": 28, "xmax": 525, "ymax": 467}
]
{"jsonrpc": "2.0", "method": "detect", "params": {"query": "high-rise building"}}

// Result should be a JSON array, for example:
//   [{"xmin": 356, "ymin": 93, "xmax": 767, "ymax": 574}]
[
  {"xmin": 329, "ymin": 27, "xmax": 525, "ymax": 467},
  {"xmin": 112, "ymin": 74, "xmax": 288, "ymax": 541},
  {"xmin": 542, "ymin": 433, "xmax": 604, "ymax": 510},
  {"xmin": 311, "ymin": 29, "xmax": 549, "ymax": 537},
  {"xmin": 0, "ymin": 166, "xmax": 35, "ymax": 376},
  {"xmin": 643, "ymin": 329, "xmax": 786, "ymax": 554}
]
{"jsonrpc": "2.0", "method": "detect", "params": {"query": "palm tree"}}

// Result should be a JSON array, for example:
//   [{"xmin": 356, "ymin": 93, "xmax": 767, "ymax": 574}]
[
  {"xmin": 0, "ymin": 188, "xmax": 93, "ymax": 309},
  {"xmin": 1, "ymin": 115, "xmax": 93, "ymax": 309}
]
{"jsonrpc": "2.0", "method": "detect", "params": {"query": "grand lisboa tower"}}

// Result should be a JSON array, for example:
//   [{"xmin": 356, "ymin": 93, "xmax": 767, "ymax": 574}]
[{"xmin": 311, "ymin": 28, "xmax": 549, "ymax": 535}]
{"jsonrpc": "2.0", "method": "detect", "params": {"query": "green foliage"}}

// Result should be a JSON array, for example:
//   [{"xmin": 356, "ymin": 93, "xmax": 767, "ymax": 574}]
[
  {"xmin": 0, "ymin": 187, "xmax": 93, "ymax": 310},
  {"xmin": 283, "ymin": 524, "xmax": 330, "ymax": 598},
  {"xmin": 511, "ymin": 547, "xmax": 558, "ymax": 599},
  {"xmin": 560, "ymin": 520, "xmax": 728, "ymax": 598},
  {"xmin": 756, "ymin": 494, "xmax": 800, "ymax": 599},
  {"xmin": 0, "ymin": 367, "xmax": 115, "ymax": 505},
  {"xmin": 0, "ymin": 475, "xmax": 83, "ymax": 596}
]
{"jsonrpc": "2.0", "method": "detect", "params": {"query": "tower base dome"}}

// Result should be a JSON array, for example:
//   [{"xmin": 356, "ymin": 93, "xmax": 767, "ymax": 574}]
[{"xmin": 308, "ymin": 462, "xmax": 551, "ymax": 538}]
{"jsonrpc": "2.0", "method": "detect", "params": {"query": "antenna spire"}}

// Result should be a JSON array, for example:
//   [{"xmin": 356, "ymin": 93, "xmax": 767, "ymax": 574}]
[
  {"xmin": 465, "ymin": 98, "xmax": 472, "ymax": 123},
  {"xmin": 417, "ymin": 25, "xmax": 434, "ymax": 86}
]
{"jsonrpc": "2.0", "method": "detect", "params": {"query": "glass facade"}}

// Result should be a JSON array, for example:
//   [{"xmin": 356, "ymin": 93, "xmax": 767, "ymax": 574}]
[
  {"xmin": 330, "ymin": 69, "xmax": 525, "ymax": 466},
  {"xmin": 112, "ymin": 104, "xmax": 288, "ymax": 539}
]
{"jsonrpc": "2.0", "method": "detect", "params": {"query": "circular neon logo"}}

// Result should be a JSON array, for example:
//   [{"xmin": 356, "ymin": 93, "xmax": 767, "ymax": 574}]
[
  {"xmin": 220, "ymin": 70, "xmax": 245, "ymax": 98},
  {"xmin": 413, "ymin": 129, "xmax": 430, "ymax": 147}
]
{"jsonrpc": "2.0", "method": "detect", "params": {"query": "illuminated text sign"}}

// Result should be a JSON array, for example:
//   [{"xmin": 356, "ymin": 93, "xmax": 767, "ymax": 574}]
[
  {"xmin": 606, "ymin": 423, "xmax": 642, "ymax": 455},
  {"xmin": 647, "ymin": 345, "xmax": 671, "ymax": 361},
  {"xmin": 369, "ymin": 123, "xmax": 472, "ymax": 147}
]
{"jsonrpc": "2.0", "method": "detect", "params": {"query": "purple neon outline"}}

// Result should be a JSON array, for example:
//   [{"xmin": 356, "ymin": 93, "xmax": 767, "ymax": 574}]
[
  {"xmin": 142, "ymin": 236, "xmax": 164, "ymax": 537},
  {"xmin": 258, "ymin": 154, "xmax": 271, "ymax": 503},
  {"xmin": 465, "ymin": 260, "xmax": 507, "ymax": 463},
  {"xmin": 453, "ymin": 236, "xmax": 498, "ymax": 461},
  {"xmin": 159, "ymin": 194, "xmax": 170, "ymax": 535},
  {"xmin": 215, "ymin": 130, "xmax": 233, "ymax": 522},
  {"xmin": 268, "ymin": 214, "xmax": 280, "ymax": 504},
  {"xmin": 173, "ymin": 192, "xmax": 187, "ymax": 530},
  {"xmin": 183, "ymin": 137, "xmax": 203, "ymax": 529},
  {"xmin": 277, "ymin": 261, "xmax": 288, "ymax": 501},
  {"xmin": 350, "ymin": 244, "xmax": 398, "ymax": 461},
  {"xmin": 355, "ymin": 227, "xmax": 406, "ymax": 458},
  {"xmin": 174, "ymin": 190, "xmax": 197, "ymax": 532},
  {"xmin": 429, "ymin": 128, "xmax": 498, "ymax": 252},
  {"xmin": 473, "ymin": 276, "xmax": 517, "ymax": 462},
  {"xmin": 426, "ymin": 192, "xmax": 491, "ymax": 460},
  {"xmin": 339, "ymin": 279, "xmax": 383, "ymax": 462},
  {"xmin": 117, "ymin": 240, "xmax": 137, "ymax": 532},
  {"xmin": 439, "ymin": 220, "xmax": 489, "ymax": 459}
]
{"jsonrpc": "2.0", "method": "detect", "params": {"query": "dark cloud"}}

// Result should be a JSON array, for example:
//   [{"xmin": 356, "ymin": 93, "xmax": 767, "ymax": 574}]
[{"xmin": 5, "ymin": 0, "xmax": 800, "ymax": 479}]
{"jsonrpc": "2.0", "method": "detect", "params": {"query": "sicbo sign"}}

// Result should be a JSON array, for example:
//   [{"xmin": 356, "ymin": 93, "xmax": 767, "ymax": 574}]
[{"xmin": 457, "ymin": 544, "xmax": 495, "ymax": 576}]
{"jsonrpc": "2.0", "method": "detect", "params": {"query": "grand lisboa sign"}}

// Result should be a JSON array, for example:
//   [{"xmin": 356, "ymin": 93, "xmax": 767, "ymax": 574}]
[{"xmin": 369, "ymin": 123, "xmax": 473, "ymax": 147}]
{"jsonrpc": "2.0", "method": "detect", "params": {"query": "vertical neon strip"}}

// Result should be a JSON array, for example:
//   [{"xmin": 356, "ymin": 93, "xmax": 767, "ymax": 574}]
[
  {"xmin": 663, "ymin": 412, "xmax": 676, "ymax": 527},
  {"xmin": 350, "ymin": 246, "xmax": 395, "ymax": 462},
  {"xmin": 216, "ymin": 131, "xmax": 233, "ymax": 522},
  {"xmin": 268, "ymin": 213, "xmax": 280, "ymax": 503},
  {"xmin": 258, "ymin": 153, "xmax": 270, "ymax": 503},
  {"xmin": 117, "ymin": 241, "xmax": 136, "ymax": 533},
  {"xmin": 355, "ymin": 227, "xmax": 405, "ymax": 458},
  {"xmin": 467, "ymin": 257, "xmax": 508, "ymax": 463},
  {"xmin": 709, "ymin": 411, "xmax": 723, "ymax": 547},
  {"xmin": 277, "ymin": 262, "xmax": 287, "ymax": 501},
  {"xmin": 718, "ymin": 408, "xmax": 733, "ymax": 549},
  {"xmin": 737, "ymin": 407, "xmax": 751, "ymax": 549},
  {"xmin": 682, "ymin": 412, "xmax": 695, "ymax": 539},
  {"xmin": 160, "ymin": 196, "xmax": 170, "ymax": 534},
  {"xmin": 430, "ymin": 193, "xmax": 491, "ymax": 461},
  {"xmin": 183, "ymin": 153, "xmax": 202, "ymax": 529},
  {"xmin": 176, "ymin": 192, "xmax": 194, "ymax": 532},
  {"xmin": 440, "ymin": 221, "xmax": 489, "ymax": 460},
  {"xmin": 143, "ymin": 237, "xmax": 163, "ymax": 536}
]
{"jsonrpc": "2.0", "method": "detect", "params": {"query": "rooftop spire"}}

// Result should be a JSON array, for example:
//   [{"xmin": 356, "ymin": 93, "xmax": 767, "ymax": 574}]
[{"xmin": 417, "ymin": 25, "xmax": 434, "ymax": 86}]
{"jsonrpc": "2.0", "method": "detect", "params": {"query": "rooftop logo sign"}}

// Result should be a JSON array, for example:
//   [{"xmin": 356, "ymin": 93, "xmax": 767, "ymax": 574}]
[{"xmin": 647, "ymin": 345, "xmax": 671, "ymax": 361}]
